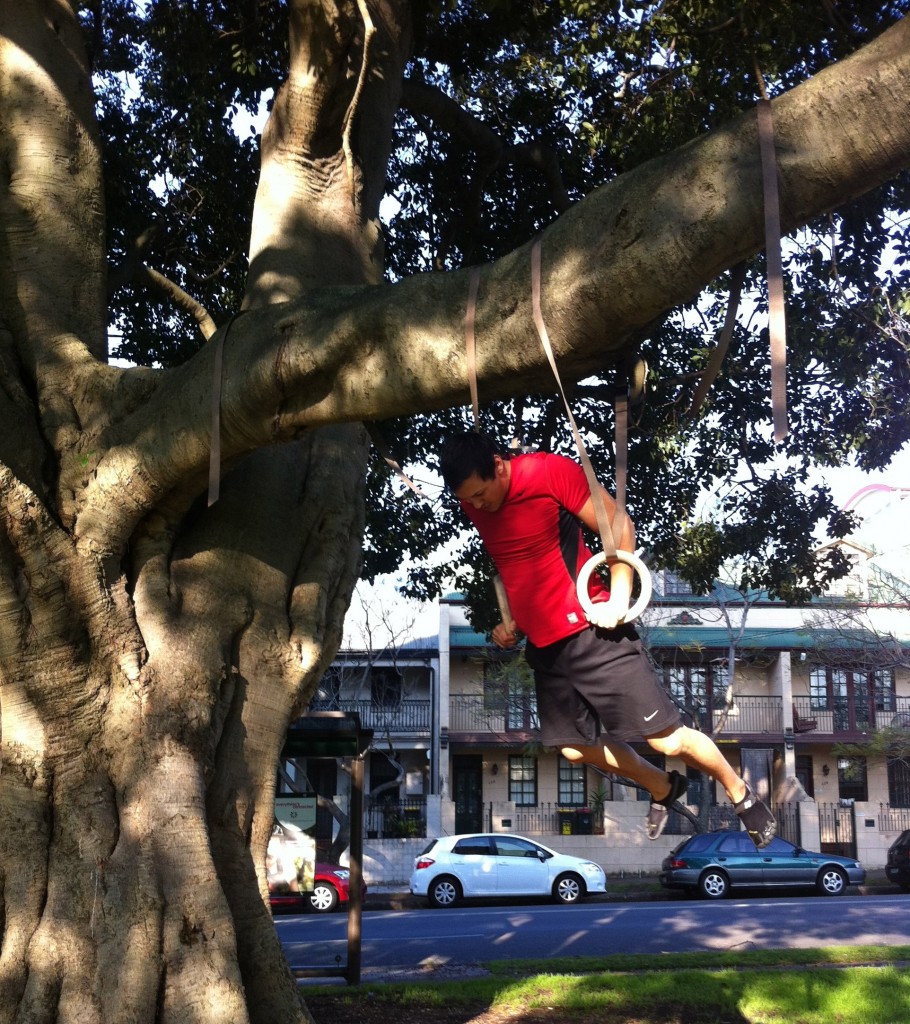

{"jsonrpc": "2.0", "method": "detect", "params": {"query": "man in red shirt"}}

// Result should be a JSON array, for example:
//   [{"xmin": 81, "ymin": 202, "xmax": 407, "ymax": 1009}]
[{"xmin": 440, "ymin": 431, "xmax": 776, "ymax": 847}]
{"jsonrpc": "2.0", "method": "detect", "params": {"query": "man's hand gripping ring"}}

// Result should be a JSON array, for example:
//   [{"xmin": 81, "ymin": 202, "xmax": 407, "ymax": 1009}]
[{"xmin": 576, "ymin": 549, "xmax": 652, "ymax": 627}]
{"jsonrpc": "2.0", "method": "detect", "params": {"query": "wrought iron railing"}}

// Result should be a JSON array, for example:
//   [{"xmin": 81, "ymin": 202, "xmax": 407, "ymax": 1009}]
[
  {"xmin": 364, "ymin": 797, "xmax": 427, "ymax": 839},
  {"xmin": 878, "ymin": 803, "xmax": 910, "ymax": 831},
  {"xmin": 309, "ymin": 699, "xmax": 431, "ymax": 732},
  {"xmin": 792, "ymin": 695, "xmax": 910, "ymax": 735},
  {"xmin": 449, "ymin": 693, "xmax": 539, "ymax": 733},
  {"xmin": 690, "ymin": 695, "xmax": 784, "ymax": 735}
]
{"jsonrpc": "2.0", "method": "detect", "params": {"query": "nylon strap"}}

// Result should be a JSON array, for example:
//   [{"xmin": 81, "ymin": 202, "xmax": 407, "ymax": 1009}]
[
  {"xmin": 365, "ymin": 422, "xmax": 426, "ymax": 498},
  {"xmin": 207, "ymin": 311, "xmax": 247, "ymax": 507},
  {"xmin": 530, "ymin": 237, "xmax": 624, "ymax": 559},
  {"xmin": 757, "ymin": 98, "xmax": 788, "ymax": 442},
  {"xmin": 464, "ymin": 267, "xmax": 482, "ymax": 428},
  {"xmin": 687, "ymin": 262, "xmax": 747, "ymax": 416},
  {"xmin": 207, "ymin": 328, "xmax": 226, "ymax": 507}
]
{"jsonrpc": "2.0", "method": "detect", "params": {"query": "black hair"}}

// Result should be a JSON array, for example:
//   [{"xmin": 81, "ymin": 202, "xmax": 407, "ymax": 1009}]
[{"xmin": 440, "ymin": 431, "xmax": 508, "ymax": 490}]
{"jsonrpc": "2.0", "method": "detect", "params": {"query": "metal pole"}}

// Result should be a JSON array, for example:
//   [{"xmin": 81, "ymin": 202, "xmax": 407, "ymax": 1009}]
[{"xmin": 345, "ymin": 753, "xmax": 364, "ymax": 985}]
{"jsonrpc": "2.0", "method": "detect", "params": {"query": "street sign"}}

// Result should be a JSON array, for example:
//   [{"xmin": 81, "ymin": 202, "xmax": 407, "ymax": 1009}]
[{"xmin": 275, "ymin": 795, "xmax": 317, "ymax": 831}]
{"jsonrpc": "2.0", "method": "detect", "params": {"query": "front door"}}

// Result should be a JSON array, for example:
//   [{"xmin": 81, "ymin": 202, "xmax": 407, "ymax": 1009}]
[{"xmin": 453, "ymin": 755, "xmax": 483, "ymax": 833}]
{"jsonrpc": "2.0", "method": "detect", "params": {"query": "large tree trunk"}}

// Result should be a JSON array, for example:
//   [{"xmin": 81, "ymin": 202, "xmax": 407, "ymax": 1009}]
[{"xmin": 0, "ymin": 2, "xmax": 408, "ymax": 1022}]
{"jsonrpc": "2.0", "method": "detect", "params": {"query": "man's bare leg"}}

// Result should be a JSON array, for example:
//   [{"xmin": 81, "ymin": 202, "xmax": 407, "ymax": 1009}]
[
  {"xmin": 561, "ymin": 740, "xmax": 671, "ymax": 798},
  {"xmin": 646, "ymin": 725, "xmax": 776, "ymax": 848},
  {"xmin": 644, "ymin": 725, "xmax": 746, "ymax": 803}
]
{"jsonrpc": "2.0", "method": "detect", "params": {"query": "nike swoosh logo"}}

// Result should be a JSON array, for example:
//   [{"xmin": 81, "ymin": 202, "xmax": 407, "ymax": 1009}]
[{"xmin": 643, "ymin": 710, "xmax": 659, "ymax": 722}]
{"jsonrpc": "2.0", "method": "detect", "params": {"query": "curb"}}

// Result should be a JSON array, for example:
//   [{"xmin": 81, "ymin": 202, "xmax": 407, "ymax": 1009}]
[{"xmin": 362, "ymin": 882, "xmax": 899, "ymax": 912}]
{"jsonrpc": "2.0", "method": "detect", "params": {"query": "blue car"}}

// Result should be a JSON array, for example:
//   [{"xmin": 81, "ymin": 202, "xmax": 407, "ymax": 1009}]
[{"xmin": 660, "ymin": 830, "xmax": 865, "ymax": 899}]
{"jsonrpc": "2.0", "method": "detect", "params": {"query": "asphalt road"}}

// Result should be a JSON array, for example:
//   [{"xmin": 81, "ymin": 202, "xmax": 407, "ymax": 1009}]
[{"xmin": 275, "ymin": 892, "xmax": 910, "ymax": 972}]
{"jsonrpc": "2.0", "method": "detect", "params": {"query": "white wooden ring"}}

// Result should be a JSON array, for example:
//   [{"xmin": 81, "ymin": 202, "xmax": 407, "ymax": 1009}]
[{"xmin": 576, "ymin": 549, "xmax": 652, "ymax": 625}]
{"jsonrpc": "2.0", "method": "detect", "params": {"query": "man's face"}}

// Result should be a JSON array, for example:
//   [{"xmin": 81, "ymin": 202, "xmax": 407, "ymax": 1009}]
[{"xmin": 454, "ymin": 456, "xmax": 510, "ymax": 512}]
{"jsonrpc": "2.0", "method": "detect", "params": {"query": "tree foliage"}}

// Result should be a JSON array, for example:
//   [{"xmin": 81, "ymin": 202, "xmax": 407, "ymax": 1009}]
[{"xmin": 89, "ymin": 3, "xmax": 910, "ymax": 633}]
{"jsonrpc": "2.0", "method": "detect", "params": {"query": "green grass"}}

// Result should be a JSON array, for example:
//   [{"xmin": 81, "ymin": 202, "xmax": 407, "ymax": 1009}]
[{"xmin": 305, "ymin": 945, "xmax": 910, "ymax": 1024}]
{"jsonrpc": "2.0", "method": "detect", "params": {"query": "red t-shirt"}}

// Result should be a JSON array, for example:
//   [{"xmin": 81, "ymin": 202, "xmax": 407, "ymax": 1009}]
[{"xmin": 461, "ymin": 453, "xmax": 608, "ymax": 647}]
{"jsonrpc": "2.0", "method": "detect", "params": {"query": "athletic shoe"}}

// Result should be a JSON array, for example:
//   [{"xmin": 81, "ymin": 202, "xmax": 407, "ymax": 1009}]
[
  {"xmin": 735, "ymin": 781, "xmax": 777, "ymax": 849},
  {"xmin": 645, "ymin": 769, "xmax": 688, "ymax": 840}
]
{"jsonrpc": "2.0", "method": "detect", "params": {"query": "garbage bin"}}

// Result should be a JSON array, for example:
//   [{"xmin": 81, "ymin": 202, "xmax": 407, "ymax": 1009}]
[
  {"xmin": 558, "ymin": 809, "xmax": 574, "ymax": 835},
  {"xmin": 574, "ymin": 808, "xmax": 593, "ymax": 835}
]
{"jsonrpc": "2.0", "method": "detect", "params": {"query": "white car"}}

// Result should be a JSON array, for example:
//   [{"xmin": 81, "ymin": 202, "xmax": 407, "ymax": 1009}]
[{"xmin": 410, "ymin": 833, "xmax": 607, "ymax": 908}]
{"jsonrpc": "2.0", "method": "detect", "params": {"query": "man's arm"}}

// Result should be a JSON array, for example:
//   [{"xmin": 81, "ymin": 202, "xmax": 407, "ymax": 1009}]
[{"xmin": 576, "ymin": 486, "xmax": 636, "ymax": 627}]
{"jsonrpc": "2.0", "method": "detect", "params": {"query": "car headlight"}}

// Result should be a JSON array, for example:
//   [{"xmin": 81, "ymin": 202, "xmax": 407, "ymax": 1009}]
[
  {"xmin": 580, "ymin": 861, "xmax": 603, "ymax": 875},
  {"xmin": 332, "ymin": 870, "xmax": 350, "ymax": 879}
]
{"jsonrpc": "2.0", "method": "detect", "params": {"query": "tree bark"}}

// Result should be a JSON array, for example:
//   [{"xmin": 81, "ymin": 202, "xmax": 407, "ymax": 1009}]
[
  {"xmin": 0, "ymin": 4, "xmax": 909, "ymax": 1024},
  {"xmin": 0, "ymin": 2, "xmax": 400, "ymax": 1022}
]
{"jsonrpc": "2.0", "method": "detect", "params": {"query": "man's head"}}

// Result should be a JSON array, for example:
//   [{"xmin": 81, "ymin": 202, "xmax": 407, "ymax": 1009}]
[{"xmin": 440, "ymin": 431, "xmax": 511, "ymax": 513}]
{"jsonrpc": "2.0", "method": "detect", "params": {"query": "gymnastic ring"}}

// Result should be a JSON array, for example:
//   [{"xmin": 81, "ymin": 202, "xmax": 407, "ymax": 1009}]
[{"xmin": 576, "ymin": 549, "xmax": 652, "ymax": 626}]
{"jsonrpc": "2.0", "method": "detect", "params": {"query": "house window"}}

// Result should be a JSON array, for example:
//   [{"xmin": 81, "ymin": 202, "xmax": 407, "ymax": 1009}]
[
  {"xmin": 873, "ymin": 668, "xmax": 896, "ymax": 714},
  {"xmin": 506, "ymin": 676, "xmax": 538, "ymax": 731},
  {"xmin": 370, "ymin": 667, "xmax": 402, "ymax": 707},
  {"xmin": 633, "ymin": 752, "xmax": 665, "ymax": 801},
  {"xmin": 685, "ymin": 765, "xmax": 715, "ymax": 807},
  {"xmin": 663, "ymin": 664, "xmax": 712, "ymax": 730},
  {"xmin": 810, "ymin": 664, "xmax": 897, "ymax": 731},
  {"xmin": 314, "ymin": 665, "xmax": 343, "ymax": 708},
  {"xmin": 508, "ymin": 755, "xmax": 537, "ymax": 806},
  {"xmin": 662, "ymin": 571, "xmax": 693, "ymax": 595},
  {"xmin": 795, "ymin": 754, "xmax": 815, "ymax": 799},
  {"xmin": 887, "ymin": 759, "xmax": 910, "ymax": 808},
  {"xmin": 558, "ymin": 755, "xmax": 586, "ymax": 807},
  {"xmin": 482, "ymin": 659, "xmax": 538, "ymax": 730},
  {"xmin": 837, "ymin": 756, "xmax": 868, "ymax": 802}
]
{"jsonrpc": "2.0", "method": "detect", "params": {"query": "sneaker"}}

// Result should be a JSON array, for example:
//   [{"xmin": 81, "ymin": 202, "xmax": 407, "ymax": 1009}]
[
  {"xmin": 735, "ymin": 782, "xmax": 777, "ymax": 849},
  {"xmin": 645, "ymin": 770, "xmax": 688, "ymax": 840}
]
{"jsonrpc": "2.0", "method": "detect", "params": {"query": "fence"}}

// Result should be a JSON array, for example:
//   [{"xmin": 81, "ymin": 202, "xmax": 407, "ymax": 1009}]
[
  {"xmin": 818, "ymin": 801, "xmax": 856, "ymax": 858},
  {"xmin": 878, "ymin": 803, "xmax": 910, "ymax": 832},
  {"xmin": 364, "ymin": 796, "xmax": 427, "ymax": 839}
]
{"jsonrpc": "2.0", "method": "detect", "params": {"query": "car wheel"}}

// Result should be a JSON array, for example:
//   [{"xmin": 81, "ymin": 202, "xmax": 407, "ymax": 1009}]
[
  {"xmin": 428, "ymin": 876, "xmax": 461, "ymax": 908},
  {"xmin": 553, "ymin": 873, "xmax": 585, "ymax": 905},
  {"xmin": 309, "ymin": 882, "xmax": 339, "ymax": 913},
  {"xmin": 698, "ymin": 869, "xmax": 729, "ymax": 900},
  {"xmin": 817, "ymin": 867, "xmax": 847, "ymax": 896}
]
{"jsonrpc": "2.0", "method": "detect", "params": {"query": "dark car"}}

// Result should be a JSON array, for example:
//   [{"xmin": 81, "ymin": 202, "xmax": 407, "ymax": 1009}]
[
  {"xmin": 885, "ymin": 829, "xmax": 910, "ymax": 891},
  {"xmin": 269, "ymin": 863, "xmax": 367, "ymax": 913},
  {"xmin": 660, "ymin": 830, "xmax": 865, "ymax": 899}
]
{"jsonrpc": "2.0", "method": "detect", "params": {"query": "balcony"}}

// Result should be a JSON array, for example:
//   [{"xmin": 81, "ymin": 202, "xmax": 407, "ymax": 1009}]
[
  {"xmin": 688, "ymin": 695, "xmax": 783, "ymax": 736},
  {"xmin": 449, "ymin": 693, "xmax": 539, "ymax": 735},
  {"xmin": 792, "ymin": 695, "xmax": 910, "ymax": 737},
  {"xmin": 308, "ymin": 699, "xmax": 431, "ymax": 733},
  {"xmin": 450, "ymin": 693, "xmax": 783, "ymax": 738}
]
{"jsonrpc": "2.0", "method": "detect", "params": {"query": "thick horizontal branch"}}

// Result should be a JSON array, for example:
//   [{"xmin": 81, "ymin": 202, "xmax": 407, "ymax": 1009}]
[{"xmin": 74, "ymin": 17, "xmax": 910, "ymax": 556}]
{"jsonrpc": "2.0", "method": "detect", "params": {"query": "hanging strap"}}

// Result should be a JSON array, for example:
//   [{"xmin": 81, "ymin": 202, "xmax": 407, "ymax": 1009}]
[
  {"xmin": 208, "ymin": 311, "xmax": 247, "ymax": 507},
  {"xmin": 757, "ymin": 98, "xmax": 788, "ymax": 442},
  {"xmin": 687, "ymin": 262, "xmax": 747, "ymax": 417},
  {"xmin": 464, "ymin": 267, "xmax": 482, "ymax": 428},
  {"xmin": 530, "ymin": 237, "xmax": 625, "ymax": 560},
  {"xmin": 365, "ymin": 422, "xmax": 426, "ymax": 498}
]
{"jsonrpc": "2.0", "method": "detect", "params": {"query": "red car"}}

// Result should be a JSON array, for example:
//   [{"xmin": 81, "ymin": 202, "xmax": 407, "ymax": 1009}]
[{"xmin": 269, "ymin": 863, "xmax": 367, "ymax": 914}]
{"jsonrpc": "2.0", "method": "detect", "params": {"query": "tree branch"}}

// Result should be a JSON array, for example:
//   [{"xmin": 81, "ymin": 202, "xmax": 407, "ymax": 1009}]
[
  {"xmin": 402, "ymin": 79, "xmax": 573, "ymax": 214},
  {"xmin": 73, "ymin": 17, "xmax": 910, "ymax": 557}
]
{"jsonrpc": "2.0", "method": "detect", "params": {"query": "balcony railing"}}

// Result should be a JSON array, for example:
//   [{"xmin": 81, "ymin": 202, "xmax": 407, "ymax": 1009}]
[
  {"xmin": 450, "ymin": 693, "xmax": 781, "ymax": 736},
  {"xmin": 309, "ymin": 699, "xmax": 431, "ymax": 732},
  {"xmin": 792, "ymin": 695, "xmax": 910, "ymax": 735},
  {"xmin": 689, "ymin": 695, "xmax": 783, "ymax": 735},
  {"xmin": 449, "ymin": 693, "xmax": 539, "ymax": 734}
]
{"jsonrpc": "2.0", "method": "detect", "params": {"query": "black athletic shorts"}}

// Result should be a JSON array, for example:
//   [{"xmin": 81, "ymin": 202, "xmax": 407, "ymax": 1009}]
[{"xmin": 524, "ymin": 624, "xmax": 681, "ymax": 746}]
